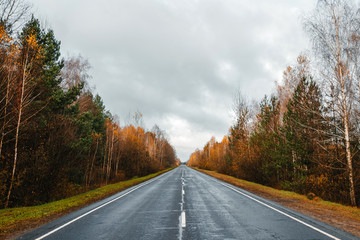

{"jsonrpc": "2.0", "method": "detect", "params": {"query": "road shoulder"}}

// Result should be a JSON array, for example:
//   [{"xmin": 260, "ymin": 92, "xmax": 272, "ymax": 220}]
[
  {"xmin": 193, "ymin": 167, "xmax": 360, "ymax": 238},
  {"xmin": 0, "ymin": 168, "xmax": 175, "ymax": 240}
]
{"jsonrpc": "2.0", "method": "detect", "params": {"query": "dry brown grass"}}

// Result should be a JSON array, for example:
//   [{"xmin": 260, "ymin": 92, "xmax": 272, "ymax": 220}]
[{"xmin": 194, "ymin": 168, "xmax": 360, "ymax": 238}]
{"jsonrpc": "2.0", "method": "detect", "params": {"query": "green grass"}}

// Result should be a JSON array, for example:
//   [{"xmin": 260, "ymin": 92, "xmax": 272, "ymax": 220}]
[{"xmin": 0, "ymin": 168, "xmax": 174, "ymax": 239}]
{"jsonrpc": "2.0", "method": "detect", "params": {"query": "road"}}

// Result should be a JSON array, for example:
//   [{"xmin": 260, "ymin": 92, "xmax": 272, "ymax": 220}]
[{"xmin": 19, "ymin": 166, "xmax": 358, "ymax": 240}]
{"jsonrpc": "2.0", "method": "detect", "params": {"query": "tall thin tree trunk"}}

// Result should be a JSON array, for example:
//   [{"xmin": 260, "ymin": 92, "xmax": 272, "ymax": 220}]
[
  {"xmin": 102, "ymin": 133, "xmax": 109, "ymax": 175},
  {"xmin": 84, "ymin": 147, "xmax": 92, "ymax": 188},
  {"xmin": 334, "ymin": 11, "xmax": 356, "ymax": 206},
  {"xmin": 115, "ymin": 145, "xmax": 120, "ymax": 175},
  {"xmin": 0, "ymin": 73, "xmax": 11, "ymax": 157},
  {"xmin": 340, "ymin": 69, "xmax": 355, "ymax": 206},
  {"xmin": 341, "ymin": 87, "xmax": 356, "ymax": 206},
  {"xmin": 106, "ymin": 130, "xmax": 114, "ymax": 184},
  {"xmin": 343, "ymin": 113, "xmax": 356, "ymax": 206},
  {"xmin": 87, "ymin": 137, "xmax": 99, "ymax": 188},
  {"xmin": 5, "ymin": 57, "xmax": 27, "ymax": 208}
]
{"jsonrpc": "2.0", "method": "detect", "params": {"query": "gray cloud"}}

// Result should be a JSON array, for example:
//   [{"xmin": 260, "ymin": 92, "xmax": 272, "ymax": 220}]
[{"xmin": 31, "ymin": 0, "xmax": 314, "ymax": 161}]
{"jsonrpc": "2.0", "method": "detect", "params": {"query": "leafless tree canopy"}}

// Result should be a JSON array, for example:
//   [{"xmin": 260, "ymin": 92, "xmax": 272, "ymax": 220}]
[
  {"xmin": 0, "ymin": 0, "xmax": 31, "ymax": 30},
  {"xmin": 61, "ymin": 55, "xmax": 91, "ymax": 92},
  {"xmin": 302, "ymin": 0, "xmax": 359, "ymax": 206},
  {"xmin": 188, "ymin": 0, "xmax": 360, "ymax": 207},
  {"xmin": 304, "ymin": 0, "xmax": 360, "ymax": 105},
  {"xmin": 232, "ymin": 91, "xmax": 251, "ymax": 132}
]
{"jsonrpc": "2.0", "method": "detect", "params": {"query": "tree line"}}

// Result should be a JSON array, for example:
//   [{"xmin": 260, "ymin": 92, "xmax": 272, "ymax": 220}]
[
  {"xmin": 0, "ymin": 1, "xmax": 179, "ymax": 209},
  {"xmin": 188, "ymin": 0, "xmax": 360, "ymax": 207}
]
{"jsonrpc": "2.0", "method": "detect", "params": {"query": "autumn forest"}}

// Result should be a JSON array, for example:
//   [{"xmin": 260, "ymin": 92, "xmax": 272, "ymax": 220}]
[
  {"xmin": 0, "ymin": 2, "xmax": 179, "ymax": 209},
  {"xmin": 188, "ymin": 0, "xmax": 360, "ymax": 207},
  {"xmin": 2, "ymin": 0, "xmax": 360, "ymax": 211}
]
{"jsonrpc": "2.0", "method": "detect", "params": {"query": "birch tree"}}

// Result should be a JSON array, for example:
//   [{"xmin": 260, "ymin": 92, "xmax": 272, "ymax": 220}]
[
  {"xmin": 5, "ymin": 33, "xmax": 43, "ymax": 208},
  {"xmin": 276, "ymin": 55, "xmax": 311, "ymax": 124},
  {"xmin": 60, "ymin": 55, "xmax": 90, "ymax": 92},
  {"xmin": 0, "ymin": 0, "xmax": 31, "ymax": 30},
  {"xmin": 0, "ymin": 25, "xmax": 17, "ymax": 157},
  {"xmin": 152, "ymin": 124, "xmax": 166, "ymax": 166},
  {"xmin": 304, "ymin": 0, "xmax": 360, "ymax": 206}
]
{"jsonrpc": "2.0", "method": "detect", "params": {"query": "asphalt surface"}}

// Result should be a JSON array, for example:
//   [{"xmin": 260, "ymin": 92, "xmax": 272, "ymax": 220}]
[{"xmin": 19, "ymin": 166, "xmax": 358, "ymax": 240}]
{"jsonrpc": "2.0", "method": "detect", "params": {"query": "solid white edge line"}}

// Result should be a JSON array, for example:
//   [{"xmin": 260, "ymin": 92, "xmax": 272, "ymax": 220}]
[
  {"xmin": 35, "ymin": 169, "xmax": 174, "ymax": 240},
  {"xmin": 194, "ymin": 169, "xmax": 340, "ymax": 240}
]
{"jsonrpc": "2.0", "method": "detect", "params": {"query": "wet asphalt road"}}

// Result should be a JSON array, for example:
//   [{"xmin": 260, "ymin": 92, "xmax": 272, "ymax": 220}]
[{"xmin": 19, "ymin": 166, "xmax": 358, "ymax": 240}]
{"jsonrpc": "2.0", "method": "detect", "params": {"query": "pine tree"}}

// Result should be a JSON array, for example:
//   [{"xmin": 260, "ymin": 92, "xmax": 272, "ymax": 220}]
[{"xmin": 282, "ymin": 78, "xmax": 324, "ymax": 189}]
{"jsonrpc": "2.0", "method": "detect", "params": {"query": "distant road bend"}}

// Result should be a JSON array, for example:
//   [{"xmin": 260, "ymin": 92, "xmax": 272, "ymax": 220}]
[{"xmin": 19, "ymin": 166, "xmax": 358, "ymax": 240}]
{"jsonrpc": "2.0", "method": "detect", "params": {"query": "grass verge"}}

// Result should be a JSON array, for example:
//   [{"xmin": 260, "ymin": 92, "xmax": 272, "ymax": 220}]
[
  {"xmin": 0, "ymin": 168, "xmax": 174, "ymax": 239},
  {"xmin": 194, "ymin": 167, "xmax": 360, "ymax": 238}
]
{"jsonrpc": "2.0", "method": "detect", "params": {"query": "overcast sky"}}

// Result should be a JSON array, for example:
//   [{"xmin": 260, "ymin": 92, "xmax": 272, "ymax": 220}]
[{"xmin": 30, "ymin": 0, "xmax": 315, "ymax": 161}]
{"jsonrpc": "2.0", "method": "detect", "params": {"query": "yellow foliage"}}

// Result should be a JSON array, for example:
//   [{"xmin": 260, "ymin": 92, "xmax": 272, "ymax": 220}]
[
  {"xmin": 0, "ymin": 26, "xmax": 11, "ymax": 44},
  {"xmin": 26, "ymin": 34, "xmax": 37, "ymax": 48}
]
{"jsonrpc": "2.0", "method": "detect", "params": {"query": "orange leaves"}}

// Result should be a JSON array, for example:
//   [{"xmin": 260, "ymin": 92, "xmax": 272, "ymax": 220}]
[
  {"xmin": 24, "ymin": 33, "xmax": 43, "ymax": 62},
  {"xmin": 283, "ymin": 66, "xmax": 292, "ymax": 77},
  {"xmin": 297, "ymin": 55, "xmax": 308, "ymax": 64},
  {"xmin": 188, "ymin": 136, "xmax": 229, "ymax": 172},
  {"xmin": 334, "ymin": 61, "xmax": 349, "ymax": 79},
  {"xmin": 350, "ymin": 33, "xmax": 360, "ymax": 44},
  {"xmin": 103, "ymin": 115, "xmax": 176, "ymax": 179},
  {"xmin": 276, "ymin": 54, "xmax": 311, "ymax": 124},
  {"xmin": 91, "ymin": 132, "xmax": 102, "ymax": 139},
  {"xmin": 0, "ymin": 26, "xmax": 19, "ymax": 64},
  {"xmin": 221, "ymin": 136, "xmax": 229, "ymax": 144},
  {"xmin": 26, "ymin": 34, "xmax": 37, "ymax": 48},
  {"xmin": 0, "ymin": 26, "xmax": 11, "ymax": 45}
]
